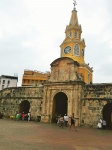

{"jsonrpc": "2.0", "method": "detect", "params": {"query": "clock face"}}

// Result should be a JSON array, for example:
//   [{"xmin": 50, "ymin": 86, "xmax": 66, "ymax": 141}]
[{"xmin": 64, "ymin": 46, "xmax": 71, "ymax": 54}]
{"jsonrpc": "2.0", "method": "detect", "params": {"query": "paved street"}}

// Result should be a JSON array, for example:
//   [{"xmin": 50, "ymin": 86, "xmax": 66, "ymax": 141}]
[{"xmin": 0, "ymin": 119, "xmax": 112, "ymax": 150}]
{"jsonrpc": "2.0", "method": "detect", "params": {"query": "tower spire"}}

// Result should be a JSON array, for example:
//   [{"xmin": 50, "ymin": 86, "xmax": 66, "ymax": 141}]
[
  {"xmin": 73, "ymin": 0, "xmax": 77, "ymax": 10},
  {"xmin": 60, "ymin": 1, "xmax": 93, "ymax": 84}
]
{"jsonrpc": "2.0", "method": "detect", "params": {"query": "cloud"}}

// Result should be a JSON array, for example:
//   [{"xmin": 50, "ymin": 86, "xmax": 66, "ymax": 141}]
[
  {"xmin": 77, "ymin": 0, "xmax": 112, "ymax": 83},
  {"xmin": 0, "ymin": 0, "xmax": 112, "ymax": 86}
]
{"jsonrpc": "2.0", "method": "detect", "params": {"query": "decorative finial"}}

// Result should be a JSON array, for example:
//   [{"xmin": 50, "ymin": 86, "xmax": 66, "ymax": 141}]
[{"xmin": 73, "ymin": 0, "xmax": 77, "ymax": 10}]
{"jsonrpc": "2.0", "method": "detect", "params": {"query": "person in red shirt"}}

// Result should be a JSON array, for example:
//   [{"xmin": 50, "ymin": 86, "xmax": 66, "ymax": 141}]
[{"xmin": 21, "ymin": 112, "xmax": 25, "ymax": 121}]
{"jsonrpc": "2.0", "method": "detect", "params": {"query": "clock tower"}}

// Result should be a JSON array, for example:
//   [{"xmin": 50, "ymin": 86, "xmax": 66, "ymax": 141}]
[{"xmin": 60, "ymin": 1, "xmax": 93, "ymax": 84}]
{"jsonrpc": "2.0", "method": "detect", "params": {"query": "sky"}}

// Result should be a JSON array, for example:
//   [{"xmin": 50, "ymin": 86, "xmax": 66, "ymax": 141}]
[{"xmin": 0, "ymin": 0, "xmax": 112, "ymax": 86}]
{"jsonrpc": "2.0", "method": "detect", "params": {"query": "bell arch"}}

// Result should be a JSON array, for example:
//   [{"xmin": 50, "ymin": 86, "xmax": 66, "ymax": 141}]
[
  {"xmin": 19, "ymin": 100, "xmax": 30, "ymax": 114},
  {"xmin": 103, "ymin": 102, "xmax": 112, "ymax": 129},
  {"xmin": 52, "ymin": 92, "xmax": 68, "ymax": 122}
]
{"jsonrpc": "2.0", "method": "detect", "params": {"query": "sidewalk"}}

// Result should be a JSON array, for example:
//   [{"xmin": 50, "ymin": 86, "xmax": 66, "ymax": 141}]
[{"xmin": 0, "ymin": 119, "xmax": 112, "ymax": 150}]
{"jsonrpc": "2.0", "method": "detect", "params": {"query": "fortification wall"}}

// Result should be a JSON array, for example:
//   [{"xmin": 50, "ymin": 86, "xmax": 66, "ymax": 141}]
[
  {"xmin": 81, "ymin": 84, "xmax": 112, "ymax": 127},
  {"xmin": 0, "ymin": 86, "xmax": 43, "ymax": 118}
]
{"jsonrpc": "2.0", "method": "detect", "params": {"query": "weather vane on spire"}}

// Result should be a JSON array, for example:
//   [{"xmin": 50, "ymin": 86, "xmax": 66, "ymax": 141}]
[{"xmin": 73, "ymin": 0, "xmax": 77, "ymax": 10}]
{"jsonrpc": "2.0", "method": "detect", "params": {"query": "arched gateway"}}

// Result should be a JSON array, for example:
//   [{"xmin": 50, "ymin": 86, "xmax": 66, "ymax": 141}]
[
  {"xmin": 19, "ymin": 100, "xmax": 30, "ymax": 114},
  {"xmin": 103, "ymin": 103, "xmax": 112, "ymax": 129},
  {"xmin": 41, "ymin": 57, "xmax": 84, "ymax": 123},
  {"xmin": 52, "ymin": 92, "xmax": 68, "ymax": 122}
]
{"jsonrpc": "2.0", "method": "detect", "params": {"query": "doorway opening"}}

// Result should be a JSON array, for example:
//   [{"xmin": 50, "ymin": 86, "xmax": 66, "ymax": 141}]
[
  {"xmin": 52, "ymin": 92, "xmax": 68, "ymax": 122},
  {"xmin": 103, "ymin": 103, "xmax": 112, "ymax": 129},
  {"xmin": 19, "ymin": 100, "xmax": 30, "ymax": 114}
]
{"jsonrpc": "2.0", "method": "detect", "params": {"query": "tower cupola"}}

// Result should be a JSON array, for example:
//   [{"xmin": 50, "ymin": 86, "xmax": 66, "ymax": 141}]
[
  {"xmin": 60, "ymin": 0, "xmax": 85, "ymax": 64},
  {"xmin": 60, "ymin": 0, "xmax": 93, "ymax": 84}
]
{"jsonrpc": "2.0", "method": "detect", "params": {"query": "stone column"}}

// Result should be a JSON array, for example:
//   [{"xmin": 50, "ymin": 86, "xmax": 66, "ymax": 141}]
[
  {"xmin": 68, "ymin": 89, "xmax": 73, "ymax": 117},
  {"xmin": 47, "ymin": 89, "xmax": 51, "ymax": 115},
  {"xmin": 42, "ymin": 87, "xmax": 47, "ymax": 114},
  {"xmin": 41, "ymin": 87, "xmax": 50, "ymax": 122},
  {"xmin": 78, "ymin": 89, "xmax": 82, "ymax": 126},
  {"xmin": 74, "ymin": 88, "xmax": 79, "ymax": 126}
]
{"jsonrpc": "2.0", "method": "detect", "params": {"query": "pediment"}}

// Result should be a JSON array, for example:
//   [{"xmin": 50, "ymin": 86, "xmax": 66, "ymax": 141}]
[
  {"xmin": 49, "ymin": 57, "xmax": 80, "ymax": 82},
  {"xmin": 51, "ymin": 57, "xmax": 79, "ymax": 66}
]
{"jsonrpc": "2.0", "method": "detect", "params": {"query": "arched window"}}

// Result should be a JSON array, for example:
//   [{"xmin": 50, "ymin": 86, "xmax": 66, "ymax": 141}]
[
  {"xmin": 69, "ymin": 32, "xmax": 72, "ymax": 38},
  {"xmin": 74, "ymin": 44, "xmax": 80, "ymax": 56},
  {"xmin": 74, "ymin": 31, "xmax": 77, "ymax": 38},
  {"xmin": 82, "ymin": 49, "xmax": 84, "ymax": 57}
]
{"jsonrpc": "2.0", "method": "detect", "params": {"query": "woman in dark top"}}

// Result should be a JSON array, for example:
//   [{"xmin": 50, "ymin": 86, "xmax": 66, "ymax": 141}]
[{"xmin": 69, "ymin": 113, "xmax": 77, "ymax": 131}]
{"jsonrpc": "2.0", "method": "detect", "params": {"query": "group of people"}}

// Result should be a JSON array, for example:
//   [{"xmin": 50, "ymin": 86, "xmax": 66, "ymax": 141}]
[
  {"xmin": 15, "ymin": 111, "xmax": 31, "ymax": 121},
  {"xmin": 57, "ymin": 113, "xmax": 77, "ymax": 131},
  {"xmin": 97, "ymin": 118, "xmax": 107, "ymax": 129}
]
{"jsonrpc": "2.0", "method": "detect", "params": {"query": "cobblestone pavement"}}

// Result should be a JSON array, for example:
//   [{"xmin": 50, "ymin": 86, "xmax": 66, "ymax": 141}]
[{"xmin": 0, "ymin": 119, "xmax": 112, "ymax": 150}]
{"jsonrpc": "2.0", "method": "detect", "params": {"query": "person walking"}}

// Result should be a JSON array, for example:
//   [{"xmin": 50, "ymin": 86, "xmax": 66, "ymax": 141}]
[
  {"xmin": 102, "ymin": 119, "xmax": 107, "ymax": 129},
  {"xmin": 99, "ymin": 118, "xmax": 103, "ymax": 129},
  {"xmin": 64, "ymin": 114, "xmax": 68, "ymax": 127},
  {"xmin": 21, "ymin": 112, "xmax": 25, "ymax": 121},
  {"xmin": 58, "ymin": 116, "xmax": 64, "ymax": 128},
  {"xmin": 69, "ymin": 113, "xmax": 77, "ymax": 131},
  {"xmin": 14, "ymin": 111, "xmax": 17, "ymax": 120},
  {"xmin": 27, "ymin": 112, "xmax": 31, "ymax": 121},
  {"xmin": 16, "ymin": 112, "xmax": 20, "ymax": 121}
]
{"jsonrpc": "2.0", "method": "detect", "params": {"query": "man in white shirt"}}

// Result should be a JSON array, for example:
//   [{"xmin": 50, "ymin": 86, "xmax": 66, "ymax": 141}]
[
  {"xmin": 64, "ymin": 114, "xmax": 68, "ymax": 127},
  {"xmin": 102, "ymin": 120, "xmax": 107, "ymax": 129}
]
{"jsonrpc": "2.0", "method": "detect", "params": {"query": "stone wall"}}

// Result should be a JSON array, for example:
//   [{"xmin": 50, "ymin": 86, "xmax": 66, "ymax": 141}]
[
  {"xmin": 0, "ymin": 83, "xmax": 112, "ymax": 127},
  {"xmin": 81, "ymin": 83, "xmax": 112, "ymax": 127},
  {"xmin": 0, "ymin": 86, "xmax": 43, "ymax": 118},
  {"xmin": 41, "ymin": 81, "xmax": 85, "ymax": 124}
]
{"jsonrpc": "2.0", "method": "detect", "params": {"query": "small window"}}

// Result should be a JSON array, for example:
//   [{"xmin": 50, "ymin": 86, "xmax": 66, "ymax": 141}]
[
  {"xmin": 70, "ymin": 32, "xmax": 72, "ymax": 37},
  {"xmin": 7, "ymin": 80, "xmax": 10, "ymax": 84},
  {"xmin": 2, "ymin": 80, "xmax": 5, "ymax": 84},
  {"xmin": 2, "ymin": 85, "xmax": 4, "ymax": 89},
  {"xmin": 40, "ymin": 80, "xmax": 42, "ymax": 85},
  {"xmin": 74, "ymin": 31, "xmax": 77, "ymax": 38},
  {"xmin": 74, "ymin": 44, "xmax": 80, "ymax": 56},
  {"xmin": 32, "ymin": 80, "xmax": 34, "ymax": 84},
  {"xmin": 82, "ymin": 49, "xmax": 84, "ymax": 57}
]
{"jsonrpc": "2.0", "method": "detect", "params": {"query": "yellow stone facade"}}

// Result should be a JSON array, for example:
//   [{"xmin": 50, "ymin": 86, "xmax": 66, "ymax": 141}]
[
  {"xmin": 41, "ymin": 57, "xmax": 84, "ymax": 125},
  {"xmin": 60, "ymin": 9, "xmax": 93, "ymax": 84},
  {"xmin": 22, "ymin": 70, "xmax": 50, "ymax": 86},
  {"xmin": 41, "ymin": 4, "xmax": 93, "ymax": 124}
]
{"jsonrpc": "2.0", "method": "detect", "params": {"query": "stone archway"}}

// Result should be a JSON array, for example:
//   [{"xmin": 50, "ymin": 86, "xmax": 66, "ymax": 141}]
[
  {"xmin": 103, "ymin": 103, "xmax": 112, "ymax": 129},
  {"xmin": 19, "ymin": 100, "xmax": 30, "ymax": 114},
  {"xmin": 52, "ymin": 92, "xmax": 68, "ymax": 122}
]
